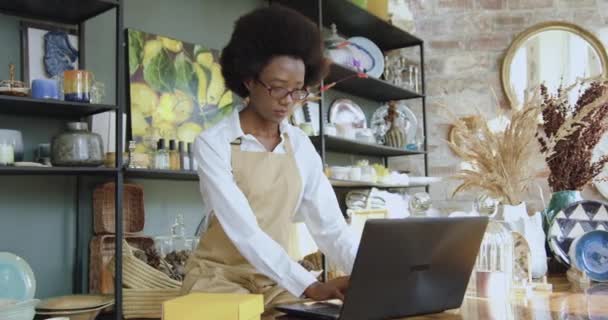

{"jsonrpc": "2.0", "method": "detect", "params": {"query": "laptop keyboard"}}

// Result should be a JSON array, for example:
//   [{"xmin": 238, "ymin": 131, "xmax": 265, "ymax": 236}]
[{"xmin": 302, "ymin": 303, "xmax": 341, "ymax": 318}]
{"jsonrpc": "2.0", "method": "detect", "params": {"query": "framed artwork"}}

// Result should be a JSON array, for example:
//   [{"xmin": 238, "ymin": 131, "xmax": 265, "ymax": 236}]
[
  {"xmin": 126, "ymin": 28, "xmax": 234, "ymax": 154},
  {"xmin": 20, "ymin": 21, "xmax": 80, "ymax": 85}
]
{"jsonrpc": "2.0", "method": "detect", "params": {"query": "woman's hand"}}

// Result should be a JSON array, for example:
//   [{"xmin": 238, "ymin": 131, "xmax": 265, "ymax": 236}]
[{"xmin": 303, "ymin": 276, "xmax": 350, "ymax": 301}]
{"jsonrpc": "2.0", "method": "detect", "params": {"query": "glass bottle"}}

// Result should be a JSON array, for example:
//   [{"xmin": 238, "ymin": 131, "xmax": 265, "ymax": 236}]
[
  {"xmin": 127, "ymin": 140, "xmax": 136, "ymax": 169},
  {"xmin": 188, "ymin": 142, "xmax": 197, "ymax": 171},
  {"xmin": 154, "ymin": 139, "xmax": 170, "ymax": 170},
  {"xmin": 169, "ymin": 139, "xmax": 180, "ymax": 170},
  {"xmin": 470, "ymin": 196, "xmax": 514, "ymax": 299},
  {"xmin": 179, "ymin": 141, "xmax": 190, "ymax": 171}
]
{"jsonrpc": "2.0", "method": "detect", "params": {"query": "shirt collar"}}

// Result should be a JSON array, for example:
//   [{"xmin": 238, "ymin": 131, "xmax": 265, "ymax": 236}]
[{"xmin": 228, "ymin": 107, "xmax": 290, "ymax": 142}]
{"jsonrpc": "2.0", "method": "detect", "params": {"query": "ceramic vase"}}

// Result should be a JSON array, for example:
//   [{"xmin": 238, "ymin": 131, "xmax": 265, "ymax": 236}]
[{"xmin": 543, "ymin": 190, "xmax": 583, "ymax": 231}]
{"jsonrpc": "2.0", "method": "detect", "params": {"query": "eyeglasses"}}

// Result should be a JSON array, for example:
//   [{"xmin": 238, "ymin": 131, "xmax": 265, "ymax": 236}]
[{"xmin": 256, "ymin": 78, "xmax": 309, "ymax": 101}]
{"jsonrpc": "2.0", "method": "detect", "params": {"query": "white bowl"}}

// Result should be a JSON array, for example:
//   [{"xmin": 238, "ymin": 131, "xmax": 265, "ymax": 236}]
[{"xmin": 0, "ymin": 299, "xmax": 38, "ymax": 320}]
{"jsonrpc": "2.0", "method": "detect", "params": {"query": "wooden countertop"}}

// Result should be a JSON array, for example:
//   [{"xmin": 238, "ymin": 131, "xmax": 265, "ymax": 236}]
[{"xmin": 277, "ymin": 276, "xmax": 608, "ymax": 320}]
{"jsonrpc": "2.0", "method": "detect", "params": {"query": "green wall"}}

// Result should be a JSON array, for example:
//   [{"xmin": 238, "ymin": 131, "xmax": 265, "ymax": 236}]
[{"xmin": 0, "ymin": 0, "xmax": 261, "ymax": 299}]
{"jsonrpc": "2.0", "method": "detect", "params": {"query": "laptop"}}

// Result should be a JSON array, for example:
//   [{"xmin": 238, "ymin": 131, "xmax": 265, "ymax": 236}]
[{"xmin": 275, "ymin": 217, "xmax": 488, "ymax": 320}]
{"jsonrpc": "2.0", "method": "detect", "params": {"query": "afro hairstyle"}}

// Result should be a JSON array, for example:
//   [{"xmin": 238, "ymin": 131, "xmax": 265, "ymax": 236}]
[{"xmin": 220, "ymin": 5, "xmax": 329, "ymax": 98}]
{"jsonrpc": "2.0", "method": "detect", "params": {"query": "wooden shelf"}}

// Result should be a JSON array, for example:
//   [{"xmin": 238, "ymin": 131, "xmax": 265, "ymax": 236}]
[
  {"xmin": 0, "ymin": 0, "xmax": 118, "ymax": 24},
  {"xmin": 330, "ymin": 179, "xmax": 427, "ymax": 189},
  {"xmin": 0, "ymin": 95, "xmax": 117, "ymax": 118},
  {"xmin": 0, "ymin": 166, "xmax": 117, "ymax": 176},
  {"xmin": 274, "ymin": 0, "xmax": 422, "ymax": 51},
  {"xmin": 311, "ymin": 135, "xmax": 425, "ymax": 157},
  {"xmin": 328, "ymin": 64, "xmax": 423, "ymax": 101},
  {"xmin": 124, "ymin": 168, "xmax": 199, "ymax": 181}
]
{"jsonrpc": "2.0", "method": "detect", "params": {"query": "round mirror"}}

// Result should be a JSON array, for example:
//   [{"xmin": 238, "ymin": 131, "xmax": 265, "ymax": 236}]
[{"xmin": 501, "ymin": 22, "xmax": 608, "ymax": 108}]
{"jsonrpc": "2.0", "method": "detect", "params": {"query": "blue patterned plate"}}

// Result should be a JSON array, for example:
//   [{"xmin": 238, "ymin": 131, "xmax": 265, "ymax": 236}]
[
  {"xmin": 0, "ymin": 252, "xmax": 36, "ymax": 300},
  {"xmin": 571, "ymin": 230, "xmax": 608, "ymax": 282},
  {"xmin": 547, "ymin": 200, "xmax": 608, "ymax": 267}
]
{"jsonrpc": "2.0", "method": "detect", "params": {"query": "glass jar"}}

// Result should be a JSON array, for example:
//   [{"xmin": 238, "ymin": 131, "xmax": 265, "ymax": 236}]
[
  {"xmin": 472, "ymin": 220, "xmax": 514, "ymax": 299},
  {"xmin": 51, "ymin": 122, "xmax": 104, "ymax": 166},
  {"xmin": 154, "ymin": 214, "xmax": 200, "ymax": 259}
]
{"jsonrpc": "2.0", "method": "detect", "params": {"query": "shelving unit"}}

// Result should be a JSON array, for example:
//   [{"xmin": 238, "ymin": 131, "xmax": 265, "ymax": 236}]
[
  {"xmin": 327, "ymin": 63, "xmax": 423, "ymax": 101},
  {"xmin": 275, "ymin": 0, "xmax": 429, "ymax": 179},
  {"xmin": 330, "ymin": 179, "xmax": 426, "ymax": 189},
  {"xmin": 0, "ymin": 1, "xmax": 125, "ymax": 319},
  {"xmin": 0, "ymin": 166, "xmax": 118, "ymax": 176},
  {"xmin": 310, "ymin": 135, "xmax": 425, "ymax": 157},
  {"xmin": 0, "ymin": 95, "xmax": 118, "ymax": 118},
  {"xmin": 125, "ymin": 168, "xmax": 198, "ymax": 181},
  {"xmin": 0, "ymin": 0, "xmax": 119, "ymax": 24}
]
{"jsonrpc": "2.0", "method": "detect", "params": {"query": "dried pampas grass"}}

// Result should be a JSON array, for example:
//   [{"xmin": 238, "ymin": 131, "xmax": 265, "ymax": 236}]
[{"xmin": 446, "ymin": 93, "xmax": 542, "ymax": 205}]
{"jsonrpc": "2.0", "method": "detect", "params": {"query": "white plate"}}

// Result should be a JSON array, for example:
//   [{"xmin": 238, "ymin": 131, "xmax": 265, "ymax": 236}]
[
  {"xmin": 0, "ymin": 252, "xmax": 36, "ymax": 301},
  {"xmin": 329, "ymin": 99, "xmax": 367, "ymax": 129},
  {"xmin": 347, "ymin": 37, "xmax": 384, "ymax": 78}
]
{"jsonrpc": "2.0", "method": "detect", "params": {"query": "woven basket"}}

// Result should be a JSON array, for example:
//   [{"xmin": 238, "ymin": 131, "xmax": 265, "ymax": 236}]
[
  {"xmin": 93, "ymin": 182, "xmax": 145, "ymax": 234},
  {"xmin": 123, "ymin": 288, "xmax": 181, "ymax": 319},
  {"xmin": 105, "ymin": 241, "xmax": 183, "ymax": 319},
  {"xmin": 89, "ymin": 235, "xmax": 155, "ymax": 294}
]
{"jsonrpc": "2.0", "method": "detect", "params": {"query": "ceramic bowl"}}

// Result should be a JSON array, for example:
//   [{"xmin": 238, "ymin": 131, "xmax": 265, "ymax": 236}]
[
  {"xmin": 330, "ymin": 166, "xmax": 350, "ymax": 180},
  {"xmin": 0, "ymin": 299, "xmax": 39, "ymax": 320},
  {"xmin": 569, "ymin": 230, "xmax": 608, "ymax": 282},
  {"xmin": 36, "ymin": 294, "xmax": 113, "ymax": 312},
  {"xmin": 35, "ymin": 303, "xmax": 112, "ymax": 320},
  {"xmin": 0, "ymin": 129, "xmax": 24, "ymax": 161}
]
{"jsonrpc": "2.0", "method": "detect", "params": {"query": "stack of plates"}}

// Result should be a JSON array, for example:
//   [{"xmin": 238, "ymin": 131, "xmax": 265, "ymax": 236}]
[
  {"xmin": 0, "ymin": 299, "xmax": 39, "ymax": 320},
  {"xmin": 36, "ymin": 295, "xmax": 114, "ymax": 320},
  {"xmin": 0, "ymin": 252, "xmax": 38, "ymax": 320}
]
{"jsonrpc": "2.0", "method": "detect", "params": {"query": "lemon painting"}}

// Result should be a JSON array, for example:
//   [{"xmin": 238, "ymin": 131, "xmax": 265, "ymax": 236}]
[{"xmin": 127, "ymin": 29, "xmax": 234, "ymax": 153}]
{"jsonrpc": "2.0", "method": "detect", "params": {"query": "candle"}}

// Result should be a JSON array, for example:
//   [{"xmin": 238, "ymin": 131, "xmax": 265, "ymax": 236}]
[{"xmin": 0, "ymin": 143, "xmax": 15, "ymax": 165}]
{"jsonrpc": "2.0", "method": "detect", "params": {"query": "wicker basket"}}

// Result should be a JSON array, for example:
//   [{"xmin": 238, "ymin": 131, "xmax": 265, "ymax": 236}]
[
  {"xmin": 123, "ymin": 288, "xmax": 181, "ymax": 319},
  {"xmin": 93, "ymin": 182, "xmax": 145, "ymax": 234},
  {"xmin": 89, "ymin": 235, "xmax": 155, "ymax": 294},
  {"xmin": 107, "ymin": 241, "xmax": 183, "ymax": 319}
]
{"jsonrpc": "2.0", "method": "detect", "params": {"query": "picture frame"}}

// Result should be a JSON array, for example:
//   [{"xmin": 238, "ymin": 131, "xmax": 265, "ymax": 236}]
[{"xmin": 20, "ymin": 20, "xmax": 81, "ymax": 85}]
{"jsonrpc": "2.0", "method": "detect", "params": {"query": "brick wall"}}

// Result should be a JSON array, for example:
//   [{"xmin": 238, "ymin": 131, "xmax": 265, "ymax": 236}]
[{"xmin": 392, "ymin": 0, "xmax": 608, "ymax": 213}]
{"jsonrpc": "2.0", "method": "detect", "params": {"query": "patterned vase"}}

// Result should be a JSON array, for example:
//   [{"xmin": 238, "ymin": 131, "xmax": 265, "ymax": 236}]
[{"xmin": 543, "ymin": 190, "xmax": 583, "ymax": 231}]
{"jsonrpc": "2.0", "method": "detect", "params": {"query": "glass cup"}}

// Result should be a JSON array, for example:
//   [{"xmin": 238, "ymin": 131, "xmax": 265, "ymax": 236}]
[{"xmin": 63, "ymin": 70, "xmax": 92, "ymax": 103}]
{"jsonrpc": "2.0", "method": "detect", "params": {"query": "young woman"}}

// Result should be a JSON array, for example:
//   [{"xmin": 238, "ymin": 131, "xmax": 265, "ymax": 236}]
[{"xmin": 182, "ymin": 4, "xmax": 359, "ymax": 312}]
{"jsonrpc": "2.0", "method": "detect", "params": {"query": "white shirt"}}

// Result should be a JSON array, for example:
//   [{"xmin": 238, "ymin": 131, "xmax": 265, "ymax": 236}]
[{"xmin": 193, "ymin": 109, "xmax": 360, "ymax": 297}]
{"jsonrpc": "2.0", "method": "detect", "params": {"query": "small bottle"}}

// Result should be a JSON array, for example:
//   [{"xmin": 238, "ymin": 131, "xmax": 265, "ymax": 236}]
[
  {"xmin": 127, "ymin": 140, "xmax": 136, "ymax": 169},
  {"xmin": 169, "ymin": 139, "xmax": 180, "ymax": 170},
  {"xmin": 179, "ymin": 141, "xmax": 190, "ymax": 171},
  {"xmin": 188, "ymin": 142, "xmax": 197, "ymax": 171},
  {"xmin": 154, "ymin": 139, "xmax": 169, "ymax": 169}
]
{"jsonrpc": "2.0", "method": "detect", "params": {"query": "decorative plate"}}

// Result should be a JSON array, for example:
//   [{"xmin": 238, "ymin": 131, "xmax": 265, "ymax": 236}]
[
  {"xmin": 329, "ymin": 99, "xmax": 367, "ymax": 129},
  {"xmin": 347, "ymin": 37, "xmax": 384, "ymax": 78},
  {"xmin": 37, "ymin": 294, "xmax": 114, "ymax": 311},
  {"xmin": 0, "ymin": 252, "xmax": 36, "ymax": 301},
  {"xmin": 570, "ymin": 230, "xmax": 608, "ymax": 282},
  {"xmin": 371, "ymin": 102, "xmax": 418, "ymax": 141},
  {"xmin": 548, "ymin": 200, "xmax": 608, "ymax": 267},
  {"xmin": 512, "ymin": 231, "xmax": 531, "ymax": 282}
]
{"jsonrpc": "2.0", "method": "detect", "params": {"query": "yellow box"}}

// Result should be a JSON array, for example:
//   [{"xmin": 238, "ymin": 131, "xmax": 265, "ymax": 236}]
[{"xmin": 162, "ymin": 293, "xmax": 264, "ymax": 320}]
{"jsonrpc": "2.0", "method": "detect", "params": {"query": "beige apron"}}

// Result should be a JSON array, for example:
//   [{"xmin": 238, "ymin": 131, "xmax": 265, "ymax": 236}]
[{"xmin": 182, "ymin": 134, "xmax": 306, "ymax": 316}]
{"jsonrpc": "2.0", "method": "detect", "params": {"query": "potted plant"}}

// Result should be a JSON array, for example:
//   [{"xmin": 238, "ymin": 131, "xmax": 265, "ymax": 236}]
[{"xmin": 536, "ymin": 80, "xmax": 608, "ymax": 226}]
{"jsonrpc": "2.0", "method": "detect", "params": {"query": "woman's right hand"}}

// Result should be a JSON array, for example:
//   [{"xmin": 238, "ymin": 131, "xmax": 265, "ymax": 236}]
[{"xmin": 303, "ymin": 276, "xmax": 350, "ymax": 301}]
